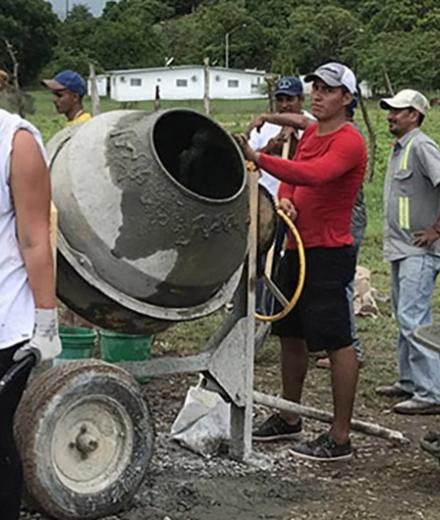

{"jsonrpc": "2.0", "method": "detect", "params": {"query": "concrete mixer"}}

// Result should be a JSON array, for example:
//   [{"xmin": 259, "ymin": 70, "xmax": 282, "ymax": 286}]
[{"xmin": 14, "ymin": 109, "xmax": 405, "ymax": 520}]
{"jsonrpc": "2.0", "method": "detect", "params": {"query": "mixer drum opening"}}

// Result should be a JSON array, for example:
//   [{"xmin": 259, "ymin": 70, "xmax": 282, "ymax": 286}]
[{"xmin": 153, "ymin": 110, "xmax": 243, "ymax": 200}]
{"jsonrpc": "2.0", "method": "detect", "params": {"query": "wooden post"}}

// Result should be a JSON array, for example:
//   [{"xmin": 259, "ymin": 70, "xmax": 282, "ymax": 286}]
[
  {"xmin": 381, "ymin": 64, "xmax": 395, "ymax": 96},
  {"xmin": 358, "ymin": 90, "xmax": 377, "ymax": 181},
  {"xmin": 203, "ymin": 57, "xmax": 210, "ymax": 116},
  {"xmin": 265, "ymin": 75, "xmax": 276, "ymax": 113},
  {"xmin": 154, "ymin": 84, "xmax": 161, "ymax": 111},
  {"xmin": 4, "ymin": 39, "xmax": 25, "ymax": 117},
  {"xmin": 89, "ymin": 63, "xmax": 101, "ymax": 116}
]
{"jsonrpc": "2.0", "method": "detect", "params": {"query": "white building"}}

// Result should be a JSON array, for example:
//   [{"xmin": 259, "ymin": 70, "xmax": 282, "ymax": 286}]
[{"xmin": 98, "ymin": 65, "xmax": 266, "ymax": 102}]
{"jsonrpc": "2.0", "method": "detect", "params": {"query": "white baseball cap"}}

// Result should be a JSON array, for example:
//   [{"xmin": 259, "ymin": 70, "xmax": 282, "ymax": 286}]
[
  {"xmin": 380, "ymin": 89, "xmax": 430, "ymax": 115},
  {"xmin": 304, "ymin": 62, "xmax": 357, "ymax": 94}
]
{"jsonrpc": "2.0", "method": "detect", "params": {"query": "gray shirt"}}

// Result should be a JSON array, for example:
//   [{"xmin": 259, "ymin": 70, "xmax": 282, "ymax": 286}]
[{"xmin": 384, "ymin": 127, "xmax": 440, "ymax": 261}]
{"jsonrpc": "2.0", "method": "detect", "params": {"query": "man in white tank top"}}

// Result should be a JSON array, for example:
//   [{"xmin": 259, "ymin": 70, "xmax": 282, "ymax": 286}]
[{"xmin": 0, "ymin": 72, "xmax": 61, "ymax": 519}]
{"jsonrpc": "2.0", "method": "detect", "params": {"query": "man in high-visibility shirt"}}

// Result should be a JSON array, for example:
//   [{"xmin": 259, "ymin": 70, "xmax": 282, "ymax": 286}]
[
  {"xmin": 42, "ymin": 70, "xmax": 91, "ymax": 125},
  {"xmin": 376, "ymin": 89, "xmax": 440, "ymax": 414}
]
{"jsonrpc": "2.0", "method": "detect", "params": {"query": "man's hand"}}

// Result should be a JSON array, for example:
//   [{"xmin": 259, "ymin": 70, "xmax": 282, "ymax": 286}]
[
  {"xmin": 234, "ymin": 134, "xmax": 260, "ymax": 163},
  {"xmin": 261, "ymin": 134, "xmax": 284, "ymax": 155},
  {"xmin": 246, "ymin": 113, "xmax": 268, "ymax": 137},
  {"xmin": 413, "ymin": 228, "xmax": 440, "ymax": 248},
  {"xmin": 278, "ymin": 198, "xmax": 298, "ymax": 221},
  {"xmin": 13, "ymin": 308, "xmax": 62, "ymax": 365}
]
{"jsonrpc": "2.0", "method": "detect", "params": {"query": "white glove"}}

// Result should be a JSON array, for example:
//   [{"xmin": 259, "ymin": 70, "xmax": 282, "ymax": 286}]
[{"xmin": 13, "ymin": 308, "xmax": 62, "ymax": 364}]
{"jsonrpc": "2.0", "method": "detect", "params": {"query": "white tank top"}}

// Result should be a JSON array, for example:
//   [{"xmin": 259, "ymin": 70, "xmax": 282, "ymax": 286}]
[{"xmin": 0, "ymin": 109, "xmax": 47, "ymax": 349}]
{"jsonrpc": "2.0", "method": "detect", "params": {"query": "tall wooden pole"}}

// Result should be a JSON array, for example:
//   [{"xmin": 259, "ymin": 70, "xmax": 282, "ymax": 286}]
[
  {"xmin": 89, "ymin": 63, "xmax": 101, "ymax": 117},
  {"xmin": 203, "ymin": 57, "xmax": 210, "ymax": 116}
]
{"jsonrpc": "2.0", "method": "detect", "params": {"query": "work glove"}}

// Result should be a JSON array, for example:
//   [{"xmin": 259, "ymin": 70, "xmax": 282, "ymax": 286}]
[{"xmin": 13, "ymin": 308, "xmax": 62, "ymax": 364}]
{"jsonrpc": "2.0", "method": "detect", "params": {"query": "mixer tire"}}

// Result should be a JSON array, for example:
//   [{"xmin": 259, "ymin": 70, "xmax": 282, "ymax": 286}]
[{"xmin": 15, "ymin": 360, "xmax": 155, "ymax": 520}]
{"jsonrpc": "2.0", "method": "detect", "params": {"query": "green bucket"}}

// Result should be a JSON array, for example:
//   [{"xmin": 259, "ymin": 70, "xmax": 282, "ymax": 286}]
[
  {"xmin": 57, "ymin": 326, "xmax": 97, "ymax": 363},
  {"xmin": 100, "ymin": 331, "xmax": 152, "ymax": 383}
]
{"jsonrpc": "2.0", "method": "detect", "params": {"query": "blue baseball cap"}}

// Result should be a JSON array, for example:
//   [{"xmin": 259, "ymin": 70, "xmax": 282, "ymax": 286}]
[
  {"xmin": 41, "ymin": 70, "xmax": 86, "ymax": 96},
  {"xmin": 275, "ymin": 76, "xmax": 303, "ymax": 97}
]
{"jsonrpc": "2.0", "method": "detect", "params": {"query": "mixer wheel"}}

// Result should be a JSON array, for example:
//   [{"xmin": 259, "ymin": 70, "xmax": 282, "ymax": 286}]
[{"xmin": 15, "ymin": 360, "xmax": 154, "ymax": 520}]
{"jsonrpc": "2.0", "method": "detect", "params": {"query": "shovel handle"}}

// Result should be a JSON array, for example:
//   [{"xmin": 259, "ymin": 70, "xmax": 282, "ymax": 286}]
[{"xmin": 0, "ymin": 354, "xmax": 36, "ymax": 398}]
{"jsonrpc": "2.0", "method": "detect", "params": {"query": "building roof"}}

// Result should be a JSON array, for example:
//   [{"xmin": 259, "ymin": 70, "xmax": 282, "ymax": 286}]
[{"xmin": 105, "ymin": 65, "xmax": 266, "ymax": 76}]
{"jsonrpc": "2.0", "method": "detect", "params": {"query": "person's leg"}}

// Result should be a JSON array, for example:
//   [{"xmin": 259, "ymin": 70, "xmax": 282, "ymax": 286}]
[
  {"xmin": 289, "ymin": 247, "xmax": 357, "ymax": 460},
  {"xmin": 280, "ymin": 336, "xmax": 308, "ymax": 424},
  {"xmin": 0, "ymin": 345, "xmax": 32, "ymax": 520},
  {"xmin": 395, "ymin": 255, "xmax": 440, "ymax": 404},
  {"xmin": 328, "ymin": 345, "xmax": 358, "ymax": 443},
  {"xmin": 392, "ymin": 259, "xmax": 415, "ymax": 393}
]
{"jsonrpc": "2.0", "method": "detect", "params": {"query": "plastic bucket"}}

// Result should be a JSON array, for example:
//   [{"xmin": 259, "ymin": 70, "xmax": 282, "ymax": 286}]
[
  {"xmin": 57, "ymin": 326, "xmax": 97, "ymax": 363},
  {"xmin": 100, "ymin": 331, "xmax": 152, "ymax": 383}
]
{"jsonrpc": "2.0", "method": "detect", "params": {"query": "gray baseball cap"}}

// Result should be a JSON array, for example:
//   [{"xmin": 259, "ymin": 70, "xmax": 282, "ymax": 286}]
[{"xmin": 304, "ymin": 62, "xmax": 357, "ymax": 94}]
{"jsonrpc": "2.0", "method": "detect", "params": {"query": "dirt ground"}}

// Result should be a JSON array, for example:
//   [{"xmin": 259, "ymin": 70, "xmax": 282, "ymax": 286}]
[
  {"xmin": 20, "ymin": 334, "xmax": 440, "ymax": 520},
  {"xmin": 113, "ymin": 371, "xmax": 440, "ymax": 520}
]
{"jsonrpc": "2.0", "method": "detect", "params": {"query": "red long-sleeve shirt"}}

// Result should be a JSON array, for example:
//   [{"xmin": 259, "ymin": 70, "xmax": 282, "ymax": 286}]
[{"xmin": 258, "ymin": 123, "xmax": 367, "ymax": 249}]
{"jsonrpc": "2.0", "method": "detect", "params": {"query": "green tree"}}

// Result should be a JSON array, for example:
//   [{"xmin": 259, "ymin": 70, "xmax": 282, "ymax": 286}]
[
  {"xmin": 283, "ymin": 5, "xmax": 361, "ymax": 73},
  {"xmin": 59, "ymin": 4, "xmax": 98, "ymax": 53},
  {"xmin": 181, "ymin": 0, "xmax": 273, "ymax": 69},
  {"xmin": 356, "ymin": 30, "xmax": 440, "ymax": 93},
  {"xmin": 0, "ymin": 0, "xmax": 58, "ymax": 85},
  {"xmin": 166, "ymin": 0, "xmax": 214, "ymax": 16},
  {"xmin": 159, "ymin": 15, "xmax": 204, "ymax": 65},
  {"xmin": 102, "ymin": 0, "xmax": 175, "ymax": 24},
  {"xmin": 44, "ymin": 5, "xmax": 98, "ymax": 80},
  {"xmin": 358, "ymin": 0, "xmax": 440, "ymax": 32},
  {"xmin": 93, "ymin": 17, "xmax": 164, "ymax": 70}
]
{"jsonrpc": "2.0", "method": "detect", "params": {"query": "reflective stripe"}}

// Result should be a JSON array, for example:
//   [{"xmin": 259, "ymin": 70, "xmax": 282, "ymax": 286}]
[
  {"xmin": 399, "ymin": 138, "xmax": 415, "ymax": 170},
  {"xmin": 399, "ymin": 196, "xmax": 410, "ymax": 229},
  {"xmin": 397, "ymin": 138, "xmax": 414, "ymax": 230}
]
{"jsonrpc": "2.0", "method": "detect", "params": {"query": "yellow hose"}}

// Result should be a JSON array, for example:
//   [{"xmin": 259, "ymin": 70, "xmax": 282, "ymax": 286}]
[{"xmin": 255, "ymin": 208, "xmax": 306, "ymax": 322}]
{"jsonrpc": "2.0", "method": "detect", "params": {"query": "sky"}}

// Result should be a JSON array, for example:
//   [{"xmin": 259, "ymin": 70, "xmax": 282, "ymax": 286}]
[{"xmin": 47, "ymin": 0, "xmax": 111, "ymax": 18}]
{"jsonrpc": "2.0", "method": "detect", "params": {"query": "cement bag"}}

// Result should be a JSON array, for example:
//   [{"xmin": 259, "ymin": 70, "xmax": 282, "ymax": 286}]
[
  {"xmin": 354, "ymin": 265, "xmax": 379, "ymax": 318},
  {"xmin": 171, "ymin": 383, "xmax": 230, "ymax": 457}
]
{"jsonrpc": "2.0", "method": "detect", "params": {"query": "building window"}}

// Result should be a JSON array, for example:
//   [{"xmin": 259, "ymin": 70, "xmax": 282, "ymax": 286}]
[
  {"xmin": 130, "ymin": 78, "xmax": 142, "ymax": 87},
  {"xmin": 176, "ymin": 79, "xmax": 188, "ymax": 87},
  {"xmin": 228, "ymin": 79, "xmax": 239, "ymax": 88}
]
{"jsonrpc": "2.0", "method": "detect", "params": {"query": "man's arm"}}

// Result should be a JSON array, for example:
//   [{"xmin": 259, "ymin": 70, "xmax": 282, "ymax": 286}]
[
  {"xmin": 247, "ymin": 112, "xmax": 312, "ymax": 137},
  {"xmin": 10, "ymin": 130, "xmax": 56, "ymax": 308},
  {"xmin": 10, "ymin": 129, "xmax": 61, "ymax": 364},
  {"xmin": 256, "ymin": 132, "xmax": 364, "ymax": 186}
]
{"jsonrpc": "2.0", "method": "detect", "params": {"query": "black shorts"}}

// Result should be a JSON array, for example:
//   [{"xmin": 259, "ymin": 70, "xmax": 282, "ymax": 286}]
[{"xmin": 271, "ymin": 246, "xmax": 356, "ymax": 352}]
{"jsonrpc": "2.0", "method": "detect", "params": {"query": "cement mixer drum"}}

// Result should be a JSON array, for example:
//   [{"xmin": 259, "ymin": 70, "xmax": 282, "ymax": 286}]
[{"xmin": 50, "ymin": 109, "xmax": 248, "ymax": 333}]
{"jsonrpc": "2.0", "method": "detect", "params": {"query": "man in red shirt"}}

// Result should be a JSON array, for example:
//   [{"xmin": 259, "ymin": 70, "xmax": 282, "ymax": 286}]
[{"xmin": 236, "ymin": 62, "xmax": 367, "ymax": 461}]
